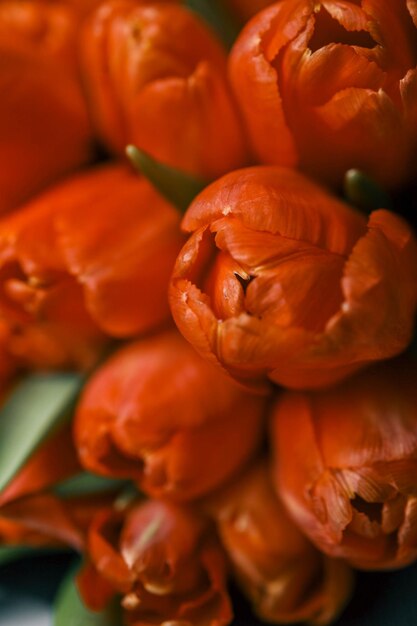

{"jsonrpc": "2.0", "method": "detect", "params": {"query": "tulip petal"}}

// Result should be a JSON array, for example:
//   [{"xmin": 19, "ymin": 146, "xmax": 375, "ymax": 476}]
[
  {"xmin": 229, "ymin": 3, "xmax": 302, "ymax": 166},
  {"xmin": 407, "ymin": 0, "xmax": 417, "ymax": 26},
  {"xmin": 128, "ymin": 62, "xmax": 248, "ymax": 178},
  {"xmin": 292, "ymin": 44, "xmax": 385, "ymax": 106},
  {"xmin": 56, "ymin": 165, "xmax": 183, "ymax": 337},
  {"xmin": 183, "ymin": 168, "xmax": 366, "ymax": 255},
  {"xmin": 362, "ymin": 0, "xmax": 417, "ymax": 72},
  {"xmin": 321, "ymin": 1, "xmax": 371, "ymax": 32}
]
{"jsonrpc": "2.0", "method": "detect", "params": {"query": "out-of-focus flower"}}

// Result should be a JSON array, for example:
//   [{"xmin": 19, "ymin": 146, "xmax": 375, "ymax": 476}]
[
  {"xmin": 170, "ymin": 167, "xmax": 417, "ymax": 390},
  {"xmin": 205, "ymin": 461, "xmax": 353, "ymax": 625},
  {"xmin": 271, "ymin": 359, "xmax": 417, "ymax": 570},
  {"xmin": 0, "ymin": 424, "xmax": 81, "ymax": 507},
  {"xmin": 81, "ymin": 0, "xmax": 248, "ymax": 178},
  {"xmin": 75, "ymin": 330, "xmax": 266, "ymax": 501},
  {"xmin": 230, "ymin": 0, "xmax": 417, "ymax": 189},
  {"xmin": 0, "ymin": 163, "xmax": 184, "ymax": 369},
  {"xmin": 0, "ymin": 425, "xmax": 113, "ymax": 550},
  {"xmin": 78, "ymin": 499, "xmax": 233, "ymax": 626},
  {"xmin": 0, "ymin": 1, "xmax": 93, "ymax": 214},
  {"xmin": 225, "ymin": 0, "xmax": 274, "ymax": 23},
  {"xmin": 0, "ymin": 493, "xmax": 110, "ymax": 551}
]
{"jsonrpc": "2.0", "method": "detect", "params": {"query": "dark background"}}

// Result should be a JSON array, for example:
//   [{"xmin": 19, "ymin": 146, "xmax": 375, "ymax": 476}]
[{"xmin": 0, "ymin": 553, "xmax": 416, "ymax": 626}]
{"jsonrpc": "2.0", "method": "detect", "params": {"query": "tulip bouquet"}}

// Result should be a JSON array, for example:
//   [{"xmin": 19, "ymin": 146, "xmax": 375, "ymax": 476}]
[{"xmin": 1, "ymin": 1, "xmax": 417, "ymax": 625}]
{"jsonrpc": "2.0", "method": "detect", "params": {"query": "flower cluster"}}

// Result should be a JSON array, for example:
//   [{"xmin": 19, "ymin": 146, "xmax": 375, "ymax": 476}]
[{"xmin": 1, "ymin": 2, "xmax": 417, "ymax": 626}]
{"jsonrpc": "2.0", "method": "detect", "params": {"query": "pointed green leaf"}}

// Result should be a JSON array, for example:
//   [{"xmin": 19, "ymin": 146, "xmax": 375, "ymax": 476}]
[
  {"xmin": 54, "ymin": 565, "xmax": 122, "ymax": 626},
  {"xmin": 126, "ymin": 145, "xmax": 207, "ymax": 213},
  {"xmin": 54, "ymin": 473, "xmax": 129, "ymax": 498},
  {"xmin": 185, "ymin": 0, "xmax": 240, "ymax": 49},
  {"xmin": 344, "ymin": 169, "xmax": 393, "ymax": 213},
  {"xmin": 0, "ymin": 373, "xmax": 84, "ymax": 493}
]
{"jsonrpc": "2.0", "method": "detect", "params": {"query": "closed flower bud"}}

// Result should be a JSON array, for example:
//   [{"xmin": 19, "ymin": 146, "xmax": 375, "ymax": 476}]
[
  {"xmin": 206, "ymin": 461, "xmax": 353, "ymax": 625},
  {"xmin": 170, "ymin": 167, "xmax": 417, "ymax": 390},
  {"xmin": 78, "ymin": 499, "xmax": 233, "ymax": 626},
  {"xmin": 0, "ymin": 1, "xmax": 93, "ymax": 213},
  {"xmin": 81, "ymin": 0, "xmax": 247, "ymax": 178},
  {"xmin": 230, "ymin": 0, "xmax": 417, "ymax": 189},
  {"xmin": 0, "ymin": 164, "xmax": 184, "ymax": 369},
  {"xmin": 75, "ymin": 330, "xmax": 266, "ymax": 501},
  {"xmin": 271, "ymin": 359, "xmax": 417, "ymax": 570}
]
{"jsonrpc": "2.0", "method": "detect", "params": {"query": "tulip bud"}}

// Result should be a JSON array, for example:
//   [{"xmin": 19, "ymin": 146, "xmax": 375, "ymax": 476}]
[
  {"xmin": 206, "ymin": 461, "xmax": 353, "ymax": 625},
  {"xmin": 0, "ymin": 1, "xmax": 93, "ymax": 213},
  {"xmin": 0, "ymin": 164, "xmax": 184, "ymax": 369},
  {"xmin": 75, "ymin": 330, "xmax": 267, "ymax": 501},
  {"xmin": 170, "ymin": 167, "xmax": 417, "ymax": 390},
  {"xmin": 230, "ymin": 0, "xmax": 417, "ymax": 189},
  {"xmin": 78, "ymin": 499, "xmax": 233, "ymax": 626},
  {"xmin": 271, "ymin": 359, "xmax": 417, "ymax": 570},
  {"xmin": 81, "ymin": 0, "xmax": 247, "ymax": 178}
]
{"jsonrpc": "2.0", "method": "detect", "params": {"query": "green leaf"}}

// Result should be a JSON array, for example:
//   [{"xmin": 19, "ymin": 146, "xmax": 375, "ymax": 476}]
[
  {"xmin": 185, "ymin": 0, "xmax": 240, "ymax": 49},
  {"xmin": 54, "ymin": 565, "xmax": 122, "ymax": 626},
  {"xmin": 126, "ymin": 145, "xmax": 207, "ymax": 213},
  {"xmin": 54, "ymin": 473, "xmax": 129, "ymax": 498},
  {"xmin": 344, "ymin": 169, "xmax": 393, "ymax": 213},
  {"xmin": 0, "ymin": 373, "xmax": 84, "ymax": 493}
]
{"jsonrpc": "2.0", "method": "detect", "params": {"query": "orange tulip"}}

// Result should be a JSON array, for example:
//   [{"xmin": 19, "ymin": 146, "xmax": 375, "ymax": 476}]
[
  {"xmin": 206, "ymin": 461, "xmax": 353, "ymax": 625},
  {"xmin": 0, "ymin": 1, "xmax": 93, "ymax": 214},
  {"xmin": 170, "ymin": 167, "xmax": 417, "ymax": 390},
  {"xmin": 75, "ymin": 330, "xmax": 266, "ymax": 501},
  {"xmin": 81, "ymin": 0, "xmax": 248, "ymax": 178},
  {"xmin": 271, "ymin": 359, "xmax": 417, "ymax": 570},
  {"xmin": 230, "ymin": 0, "xmax": 417, "ymax": 189},
  {"xmin": 78, "ymin": 499, "xmax": 233, "ymax": 626},
  {"xmin": 0, "ymin": 163, "xmax": 184, "ymax": 369}
]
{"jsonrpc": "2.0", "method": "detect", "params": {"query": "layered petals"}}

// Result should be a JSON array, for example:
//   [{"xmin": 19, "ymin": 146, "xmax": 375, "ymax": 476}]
[
  {"xmin": 0, "ymin": 1, "xmax": 93, "ymax": 214},
  {"xmin": 0, "ymin": 164, "xmax": 184, "ymax": 369},
  {"xmin": 271, "ymin": 359, "xmax": 417, "ymax": 569},
  {"xmin": 205, "ymin": 461, "xmax": 353, "ymax": 625},
  {"xmin": 170, "ymin": 167, "xmax": 417, "ymax": 389},
  {"xmin": 230, "ymin": 0, "xmax": 417, "ymax": 188},
  {"xmin": 74, "ymin": 330, "xmax": 267, "ymax": 501},
  {"xmin": 81, "ymin": 0, "xmax": 247, "ymax": 178},
  {"xmin": 78, "ymin": 499, "xmax": 233, "ymax": 626}
]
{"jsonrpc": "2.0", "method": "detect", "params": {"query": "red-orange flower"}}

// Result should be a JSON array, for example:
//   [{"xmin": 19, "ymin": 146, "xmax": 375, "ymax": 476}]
[
  {"xmin": 0, "ymin": 1, "xmax": 93, "ymax": 214},
  {"xmin": 81, "ymin": 0, "xmax": 248, "ymax": 178},
  {"xmin": 271, "ymin": 359, "xmax": 417, "ymax": 570},
  {"xmin": 170, "ymin": 167, "xmax": 417, "ymax": 390},
  {"xmin": 0, "ymin": 163, "xmax": 184, "ymax": 369},
  {"xmin": 78, "ymin": 499, "xmax": 233, "ymax": 626},
  {"xmin": 206, "ymin": 461, "xmax": 353, "ymax": 625},
  {"xmin": 230, "ymin": 0, "xmax": 417, "ymax": 189},
  {"xmin": 75, "ymin": 330, "xmax": 266, "ymax": 501}
]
